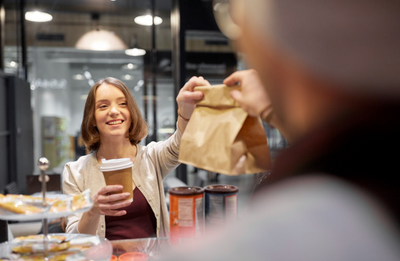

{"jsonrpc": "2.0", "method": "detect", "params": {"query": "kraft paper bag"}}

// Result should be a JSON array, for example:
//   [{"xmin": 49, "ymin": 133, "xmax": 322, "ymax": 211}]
[{"xmin": 179, "ymin": 84, "xmax": 271, "ymax": 175}]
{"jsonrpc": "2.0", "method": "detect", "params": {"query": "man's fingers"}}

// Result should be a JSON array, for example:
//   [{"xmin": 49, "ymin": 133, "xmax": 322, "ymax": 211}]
[
  {"xmin": 224, "ymin": 71, "xmax": 244, "ymax": 86},
  {"xmin": 230, "ymin": 90, "xmax": 244, "ymax": 104}
]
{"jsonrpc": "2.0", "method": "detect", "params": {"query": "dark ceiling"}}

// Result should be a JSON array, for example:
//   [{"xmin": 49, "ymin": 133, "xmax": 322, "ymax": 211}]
[{"xmin": 4, "ymin": 0, "xmax": 173, "ymax": 16}]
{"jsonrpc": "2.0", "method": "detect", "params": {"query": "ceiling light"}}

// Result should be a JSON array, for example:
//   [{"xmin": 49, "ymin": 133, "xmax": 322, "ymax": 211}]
[
  {"xmin": 137, "ymin": 79, "xmax": 144, "ymax": 86},
  {"xmin": 134, "ymin": 79, "xmax": 144, "ymax": 92},
  {"xmin": 123, "ymin": 74, "xmax": 133, "ymax": 80},
  {"xmin": 88, "ymin": 79, "xmax": 95, "ymax": 86},
  {"xmin": 9, "ymin": 61, "xmax": 18, "ymax": 67},
  {"xmin": 121, "ymin": 63, "xmax": 139, "ymax": 70},
  {"xmin": 134, "ymin": 15, "xmax": 162, "ymax": 26},
  {"xmin": 75, "ymin": 29, "xmax": 127, "ymax": 51},
  {"xmin": 73, "ymin": 74, "xmax": 84, "ymax": 80},
  {"xmin": 125, "ymin": 48, "xmax": 146, "ymax": 56},
  {"xmin": 25, "ymin": 11, "xmax": 53, "ymax": 22},
  {"xmin": 84, "ymin": 71, "xmax": 92, "ymax": 79},
  {"xmin": 125, "ymin": 35, "xmax": 146, "ymax": 56}
]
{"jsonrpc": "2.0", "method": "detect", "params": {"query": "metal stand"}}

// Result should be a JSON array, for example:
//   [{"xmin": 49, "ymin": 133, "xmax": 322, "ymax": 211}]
[{"xmin": 38, "ymin": 157, "xmax": 50, "ymax": 260}]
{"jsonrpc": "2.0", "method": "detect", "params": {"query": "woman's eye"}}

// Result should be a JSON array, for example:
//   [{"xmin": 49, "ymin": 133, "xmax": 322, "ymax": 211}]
[
  {"xmin": 99, "ymin": 105, "xmax": 107, "ymax": 108},
  {"xmin": 120, "ymin": 102, "xmax": 127, "ymax": 106}
]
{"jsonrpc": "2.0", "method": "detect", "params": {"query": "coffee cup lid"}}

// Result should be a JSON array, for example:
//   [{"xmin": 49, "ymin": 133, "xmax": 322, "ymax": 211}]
[{"xmin": 100, "ymin": 158, "xmax": 133, "ymax": 172}]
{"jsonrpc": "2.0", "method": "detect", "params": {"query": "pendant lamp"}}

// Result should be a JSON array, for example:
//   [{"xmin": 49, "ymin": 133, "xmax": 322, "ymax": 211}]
[
  {"xmin": 75, "ymin": 28, "xmax": 127, "ymax": 51},
  {"xmin": 75, "ymin": 13, "xmax": 127, "ymax": 51},
  {"xmin": 125, "ymin": 35, "xmax": 146, "ymax": 56},
  {"xmin": 134, "ymin": 15, "xmax": 162, "ymax": 26},
  {"xmin": 25, "ymin": 1, "xmax": 53, "ymax": 22},
  {"xmin": 25, "ymin": 10, "xmax": 53, "ymax": 22}
]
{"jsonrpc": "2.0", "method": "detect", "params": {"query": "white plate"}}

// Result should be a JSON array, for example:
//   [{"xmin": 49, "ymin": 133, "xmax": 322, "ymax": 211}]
[{"xmin": 0, "ymin": 234, "xmax": 112, "ymax": 261}]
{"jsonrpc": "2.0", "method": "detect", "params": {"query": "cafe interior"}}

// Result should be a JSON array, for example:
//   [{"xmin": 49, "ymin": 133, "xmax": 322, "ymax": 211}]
[
  {"xmin": 1, "ymin": 0, "xmax": 400, "ymax": 260},
  {"xmin": 0, "ymin": 0, "xmax": 288, "ymax": 258}
]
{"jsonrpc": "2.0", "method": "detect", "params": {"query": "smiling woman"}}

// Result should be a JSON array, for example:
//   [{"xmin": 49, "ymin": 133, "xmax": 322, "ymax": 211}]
[
  {"xmin": 81, "ymin": 78, "xmax": 147, "ymax": 152},
  {"xmin": 62, "ymin": 76, "xmax": 210, "ymax": 240}
]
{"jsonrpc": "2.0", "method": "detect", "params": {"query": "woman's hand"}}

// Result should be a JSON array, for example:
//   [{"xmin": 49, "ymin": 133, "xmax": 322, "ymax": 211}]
[
  {"xmin": 90, "ymin": 185, "xmax": 131, "ymax": 216},
  {"xmin": 176, "ymin": 76, "xmax": 210, "ymax": 132},
  {"xmin": 77, "ymin": 185, "xmax": 131, "ymax": 235},
  {"xmin": 224, "ymin": 69, "xmax": 273, "ymax": 121}
]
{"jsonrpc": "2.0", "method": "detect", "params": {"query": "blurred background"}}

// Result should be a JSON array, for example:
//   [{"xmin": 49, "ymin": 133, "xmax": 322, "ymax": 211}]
[{"xmin": 0, "ymin": 0, "xmax": 287, "ymax": 217}]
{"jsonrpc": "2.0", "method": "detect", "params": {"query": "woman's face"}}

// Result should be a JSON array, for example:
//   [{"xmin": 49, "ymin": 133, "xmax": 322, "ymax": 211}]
[{"xmin": 94, "ymin": 83, "xmax": 132, "ymax": 140}]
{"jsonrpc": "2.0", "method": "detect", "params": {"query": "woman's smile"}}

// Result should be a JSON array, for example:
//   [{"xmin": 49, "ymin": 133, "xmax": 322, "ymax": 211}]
[{"xmin": 107, "ymin": 119, "xmax": 124, "ymax": 125}]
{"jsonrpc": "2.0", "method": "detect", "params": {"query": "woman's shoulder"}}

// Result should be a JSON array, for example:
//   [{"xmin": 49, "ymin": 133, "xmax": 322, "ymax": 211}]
[
  {"xmin": 65, "ymin": 153, "xmax": 97, "ymax": 171},
  {"xmin": 137, "ymin": 141, "xmax": 160, "ymax": 158},
  {"xmin": 136, "ymin": 143, "xmax": 156, "ymax": 164}
]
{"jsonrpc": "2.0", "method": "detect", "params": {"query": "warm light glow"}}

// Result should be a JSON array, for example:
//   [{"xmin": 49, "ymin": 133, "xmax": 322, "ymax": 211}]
[
  {"xmin": 134, "ymin": 15, "xmax": 163, "ymax": 26},
  {"xmin": 123, "ymin": 74, "xmax": 133, "ymax": 80},
  {"xmin": 122, "ymin": 63, "xmax": 139, "ymax": 70},
  {"xmin": 75, "ymin": 29, "xmax": 127, "ymax": 51},
  {"xmin": 25, "ymin": 11, "xmax": 53, "ymax": 22},
  {"xmin": 125, "ymin": 48, "xmax": 146, "ymax": 56},
  {"xmin": 73, "ymin": 74, "xmax": 84, "ymax": 80}
]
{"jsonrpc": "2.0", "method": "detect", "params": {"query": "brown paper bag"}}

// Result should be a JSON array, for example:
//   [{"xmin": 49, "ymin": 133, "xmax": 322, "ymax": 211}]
[{"xmin": 179, "ymin": 84, "xmax": 271, "ymax": 175}]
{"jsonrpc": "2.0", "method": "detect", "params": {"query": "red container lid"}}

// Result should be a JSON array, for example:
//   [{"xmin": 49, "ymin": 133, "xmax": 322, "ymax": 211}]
[
  {"xmin": 110, "ymin": 255, "xmax": 118, "ymax": 261},
  {"xmin": 118, "ymin": 252, "xmax": 149, "ymax": 261},
  {"xmin": 168, "ymin": 186, "xmax": 204, "ymax": 196},
  {"xmin": 204, "ymin": 184, "xmax": 239, "ymax": 194}
]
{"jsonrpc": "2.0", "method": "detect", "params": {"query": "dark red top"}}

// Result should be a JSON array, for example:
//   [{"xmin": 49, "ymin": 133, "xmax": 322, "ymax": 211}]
[{"xmin": 105, "ymin": 188, "xmax": 156, "ymax": 240}]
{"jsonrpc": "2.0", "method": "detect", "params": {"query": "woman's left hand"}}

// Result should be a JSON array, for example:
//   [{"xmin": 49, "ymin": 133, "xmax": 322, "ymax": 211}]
[{"xmin": 176, "ymin": 76, "xmax": 210, "ymax": 131}]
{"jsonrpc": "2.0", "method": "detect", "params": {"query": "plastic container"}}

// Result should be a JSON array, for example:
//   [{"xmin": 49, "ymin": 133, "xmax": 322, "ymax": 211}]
[{"xmin": 168, "ymin": 186, "xmax": 204, "ymax": 245}]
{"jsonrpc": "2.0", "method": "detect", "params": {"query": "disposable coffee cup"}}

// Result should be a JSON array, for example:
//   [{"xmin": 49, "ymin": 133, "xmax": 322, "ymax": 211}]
[{"xmin": 100, "ymin": 158, "xmax": 134, "ymax": 202}]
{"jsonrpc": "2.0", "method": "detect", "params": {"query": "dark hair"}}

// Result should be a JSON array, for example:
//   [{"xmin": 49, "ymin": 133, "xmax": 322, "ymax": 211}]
[{"xmin": 81, "ymin": 77, "xmax": 148, "ymax": 151}]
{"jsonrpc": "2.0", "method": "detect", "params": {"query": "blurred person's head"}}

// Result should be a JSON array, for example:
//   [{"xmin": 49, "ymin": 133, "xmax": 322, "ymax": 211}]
[
  {"xmin": 214, "ymin": 0, "xmax": 400, "ymax": 140},
  {"xmin": 81, "ymin": 77, "xmax": 148, "ymax": 151}
]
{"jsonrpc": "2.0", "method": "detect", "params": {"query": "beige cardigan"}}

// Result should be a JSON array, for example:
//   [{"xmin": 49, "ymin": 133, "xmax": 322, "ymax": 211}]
[{"xmin": 62, "ymin": 129, "xmax": 182, "ymax": 238}]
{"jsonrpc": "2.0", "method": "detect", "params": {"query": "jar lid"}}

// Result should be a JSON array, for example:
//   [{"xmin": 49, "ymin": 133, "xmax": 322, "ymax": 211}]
[
  {"xmin": 204, "ymin": 184, "xmax": 239, "ymax": 194},
  {"xmin": 168, "ymin": 186, "xmax": 204, "ymax": 196},
  {"xmin": 100, "ymin": 158, "xmax": 133, "ymax": 172}
]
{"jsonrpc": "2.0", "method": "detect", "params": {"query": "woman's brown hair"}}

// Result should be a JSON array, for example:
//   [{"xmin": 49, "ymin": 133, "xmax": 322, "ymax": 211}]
[{"xmin": 81, "ymin": 77, "xmax": 148, "ymax": 151}]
